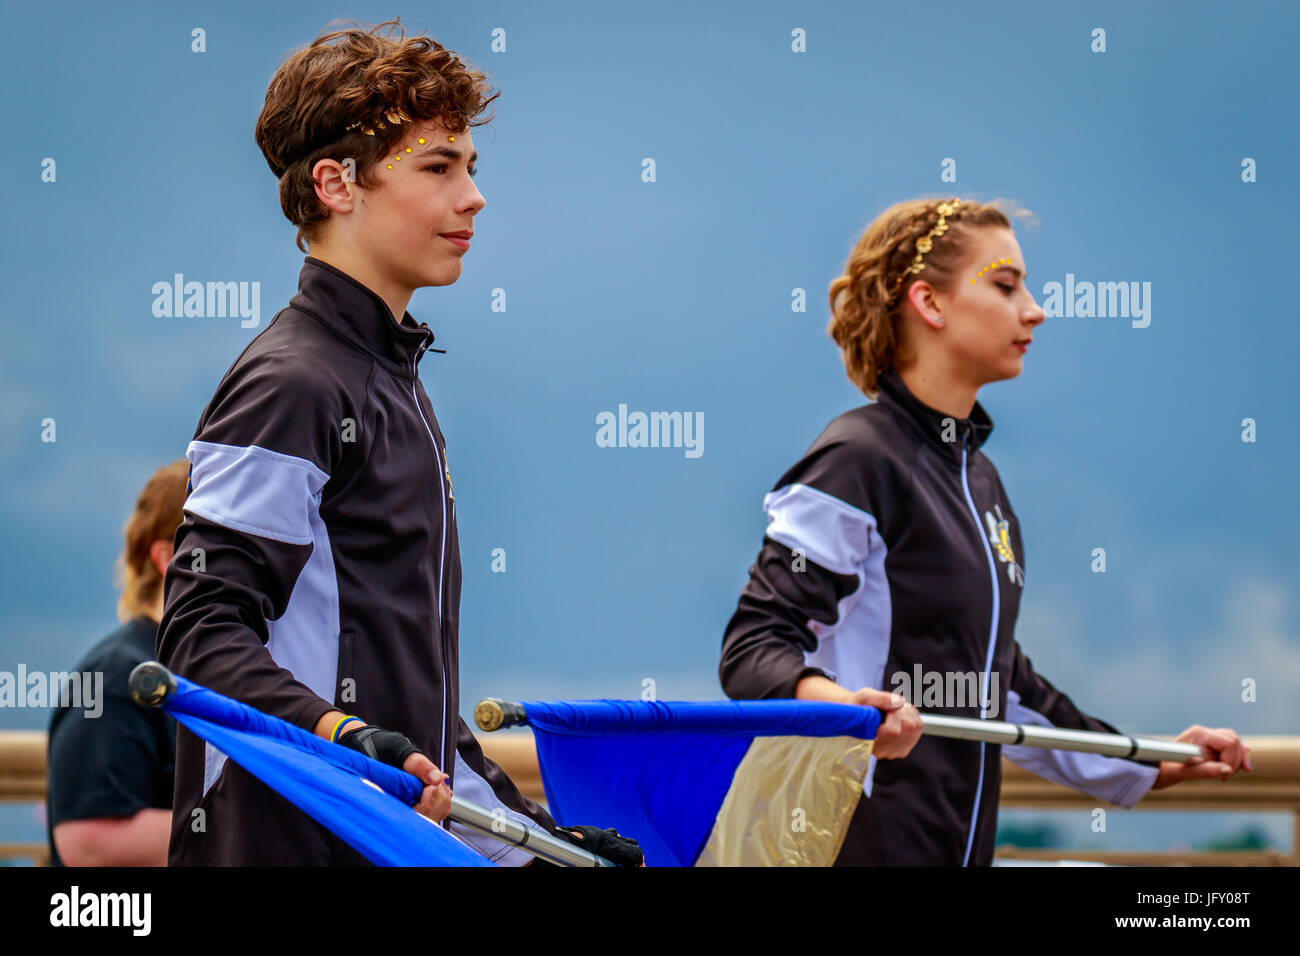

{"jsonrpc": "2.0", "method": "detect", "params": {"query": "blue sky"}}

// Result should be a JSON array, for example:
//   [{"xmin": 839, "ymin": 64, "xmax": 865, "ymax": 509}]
[{"xmin": 1, "ymin": 1, "xmax": 1297, "ymax": 853}]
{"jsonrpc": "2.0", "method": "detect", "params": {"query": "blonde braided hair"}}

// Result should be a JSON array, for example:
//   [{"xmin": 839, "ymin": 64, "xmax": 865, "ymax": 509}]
[{"xmin": 827, "ymin": 196, "xmax": 1032, "ymax": 397}]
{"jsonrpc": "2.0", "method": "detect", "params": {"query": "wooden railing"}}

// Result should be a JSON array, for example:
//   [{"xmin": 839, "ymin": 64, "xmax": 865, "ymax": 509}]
[
  {"xmin": 5, "ymin": 731, "xmax": 1296, "ymax": 866},
  {"xmin": 994, "ymin": 734, "xmax": 1300, "ymax": 866},
  {"xmin": 1, "ymin": 732, "xmax": 51, "ymax": 866}
]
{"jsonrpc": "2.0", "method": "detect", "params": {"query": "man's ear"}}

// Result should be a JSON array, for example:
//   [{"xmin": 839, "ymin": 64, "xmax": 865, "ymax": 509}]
[
  {"xmin": 149, "ymin": 540, "xmax": 174, "ymax": 578},
  {"xmin": 312, "ymin": 157, "xmax": 359, "ymax": 214}
]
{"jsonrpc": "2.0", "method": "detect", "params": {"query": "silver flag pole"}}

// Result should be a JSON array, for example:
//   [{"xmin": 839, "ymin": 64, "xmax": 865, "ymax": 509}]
[
  {"xmin": 920, "ymin": 714, "xmax": 1201, "ymax": 763},
  {"xmin": 447, "ymin": 796, "xmax": 616, "ymax": 867},
  {"xmin": 474, "ymin": 697, "xmax": 1201, "ymax": 764}
]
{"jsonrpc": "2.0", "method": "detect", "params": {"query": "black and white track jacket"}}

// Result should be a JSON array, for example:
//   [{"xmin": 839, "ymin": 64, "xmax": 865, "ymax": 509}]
[
  {"xmin": 719, "ymin": 367, "xmax": 1158, "ymax": 866},
  {"xmin": 158, "ymin": 256, "xmax": 553, "ymax": 864}
]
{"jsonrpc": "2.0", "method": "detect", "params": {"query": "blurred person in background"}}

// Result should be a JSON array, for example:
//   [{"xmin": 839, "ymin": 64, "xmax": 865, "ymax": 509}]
[{"xmin": 45, "ymin": 459, "xmax": 186, "ymax": 866}]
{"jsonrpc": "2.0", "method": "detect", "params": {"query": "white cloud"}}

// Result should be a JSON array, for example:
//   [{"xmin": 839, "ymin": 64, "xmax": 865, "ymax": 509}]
[{"xmin": 1017, "ymin": 574, "xmax": 1298, "ymax": 735}]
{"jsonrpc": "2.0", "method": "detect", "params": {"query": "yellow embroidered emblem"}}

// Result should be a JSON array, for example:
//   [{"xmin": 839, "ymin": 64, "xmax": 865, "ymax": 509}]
[{"xmin": 983, "ymin": 505, "xmax": 1024, "ymax": 586}]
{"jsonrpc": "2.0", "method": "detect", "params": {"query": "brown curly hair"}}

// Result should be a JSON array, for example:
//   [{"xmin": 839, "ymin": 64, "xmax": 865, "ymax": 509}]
[
  {"xmin": 114, "ymin": 459, "xmax": 189, "ymax": 623},
  {"xmin": 255, "ymin": 18, "xmax": 500, "ymax": 253},
  {"xmin": 827, "ymin": 196, "xmax": 1035, "ymax": 398}
]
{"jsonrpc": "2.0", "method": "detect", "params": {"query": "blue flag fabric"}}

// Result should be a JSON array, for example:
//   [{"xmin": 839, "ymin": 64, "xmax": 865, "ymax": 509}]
[
  {"xmin": 522, "ymin": 699, "xmax": 881, "ymax": 867},
  {"xmin": 161, "ymin": 674, "xmax": 492, "ymax": 867}
]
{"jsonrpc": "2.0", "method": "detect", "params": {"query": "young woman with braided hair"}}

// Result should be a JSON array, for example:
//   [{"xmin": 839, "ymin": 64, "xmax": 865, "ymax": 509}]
[{"xmin": 719, "ymin": 197, "xmax": 1251, "ymax": 866}]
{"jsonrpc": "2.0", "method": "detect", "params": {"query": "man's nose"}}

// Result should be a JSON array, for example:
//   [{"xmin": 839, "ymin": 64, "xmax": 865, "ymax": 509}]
[{"xmin": 462, "ymin": 183, "xmax": 486, "ymax": 215}]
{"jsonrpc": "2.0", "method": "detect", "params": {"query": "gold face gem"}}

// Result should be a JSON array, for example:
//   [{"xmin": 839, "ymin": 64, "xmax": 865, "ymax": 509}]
[{"xmin": 972, "ymin": 259, "xmax": 1015, "ymax": 283}]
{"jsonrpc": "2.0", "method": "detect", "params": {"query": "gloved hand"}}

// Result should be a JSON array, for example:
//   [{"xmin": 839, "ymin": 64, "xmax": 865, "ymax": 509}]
[
  {"xmin": 554, "ymin": 825, "xmax": 644, "ymax": 868},
  {"xmin": 337, "ymin": 723, "xmax": 424, "ymax": 769}
]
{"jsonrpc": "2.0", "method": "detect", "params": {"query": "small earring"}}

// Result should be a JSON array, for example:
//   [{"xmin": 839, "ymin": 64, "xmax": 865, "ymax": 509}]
[{"xmin": 936, "ymin": 318, "xmax": 945, "ymax": 327}]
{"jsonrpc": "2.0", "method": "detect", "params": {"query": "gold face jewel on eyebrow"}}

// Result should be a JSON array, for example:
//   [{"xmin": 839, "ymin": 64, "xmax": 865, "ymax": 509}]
[{"xmin": 973, "ymin": 257, "xmax": 1016, "ymax": 282}]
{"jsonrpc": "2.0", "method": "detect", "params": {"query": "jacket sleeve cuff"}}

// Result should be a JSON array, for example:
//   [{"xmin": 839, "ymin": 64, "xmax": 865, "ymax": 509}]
[
  {"xmin": 293, "ymin": 697, "xmax": 339, "ymax": 737},
  {"xmin": 1112, "ymin": 761, "xmax": 1160, "ymax": 808}
]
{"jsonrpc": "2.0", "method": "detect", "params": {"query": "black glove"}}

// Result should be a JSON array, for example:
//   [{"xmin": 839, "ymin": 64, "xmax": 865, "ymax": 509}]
[
  {"xmin": 554, "ymin": 825, "xmax": 644, "ymax": 868},
  {"xmin": 337, "ymin": 724, "xmax": 423, "ymax": 770}
]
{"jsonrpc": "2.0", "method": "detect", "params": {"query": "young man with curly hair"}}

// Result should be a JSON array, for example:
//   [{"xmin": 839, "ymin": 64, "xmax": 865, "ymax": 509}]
[{"xmin": 158, "ymin": 19, "xmax": 641, "ymax": 867}]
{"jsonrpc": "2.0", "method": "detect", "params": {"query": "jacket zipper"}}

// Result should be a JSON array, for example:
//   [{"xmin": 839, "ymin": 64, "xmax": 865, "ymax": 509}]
[
  {"xmin": 958, "ymin": 429, "xmax": 1001, "ymax": 867},
  {"xmin": 410, "ymin": 349, "xmax": 449, "ymax": 776}
]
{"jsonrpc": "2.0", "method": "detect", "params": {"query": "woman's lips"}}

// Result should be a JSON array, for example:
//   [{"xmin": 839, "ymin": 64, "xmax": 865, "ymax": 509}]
[{"xmin": 440, "ymin": 234, "xmax": 470, "ymax": 250}]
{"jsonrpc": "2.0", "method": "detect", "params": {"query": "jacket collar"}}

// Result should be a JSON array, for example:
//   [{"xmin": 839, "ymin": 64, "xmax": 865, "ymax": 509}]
[
  {"xmin": 876, "ymin": 366, "xmax": 994, "ymax": 462},
  {"xmin": 289, "ymin": 257, "xmax": 436, "ymax": 377}
]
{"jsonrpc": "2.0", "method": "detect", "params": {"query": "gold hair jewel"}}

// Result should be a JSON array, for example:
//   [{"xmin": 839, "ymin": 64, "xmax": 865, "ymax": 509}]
[
  {"xmin": 891, "ymin": 198, "xmax": 961, "ymax": 301},
  {"xmin": 346, "ymin": 106, "xmax": 413, "ymax": 137}
]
